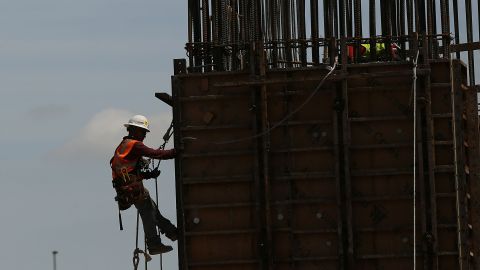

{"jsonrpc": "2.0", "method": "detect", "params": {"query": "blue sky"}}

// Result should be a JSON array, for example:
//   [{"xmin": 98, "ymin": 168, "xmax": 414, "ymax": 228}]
[{"xmin": 0, "ymin": 1, "xmax": 478, "ymax": 270}]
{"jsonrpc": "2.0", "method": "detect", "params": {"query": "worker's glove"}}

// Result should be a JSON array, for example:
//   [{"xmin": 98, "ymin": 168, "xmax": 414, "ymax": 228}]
[
  {"xmin": 142, "ymin": 168, "xmax": 161, "ymax": 179},
  {"xmin": 151, "ymin": 168, "xmax": 161, "ymax": 178}
]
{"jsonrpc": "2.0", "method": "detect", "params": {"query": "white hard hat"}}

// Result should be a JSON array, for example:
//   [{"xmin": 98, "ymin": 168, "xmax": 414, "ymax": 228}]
[{"xmin": 124, "ymin": 115, "xmax": 150, "ymax": 132}]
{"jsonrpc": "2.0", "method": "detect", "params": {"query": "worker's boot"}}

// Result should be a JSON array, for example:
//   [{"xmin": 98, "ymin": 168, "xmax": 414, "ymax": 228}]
[
  {"xmin": 164, "ymin": 228, "xmax": 178, "ymax": 242},
  {"xmin": 147, "ymin": 238, "xmax": 173, "ymax": 255}
]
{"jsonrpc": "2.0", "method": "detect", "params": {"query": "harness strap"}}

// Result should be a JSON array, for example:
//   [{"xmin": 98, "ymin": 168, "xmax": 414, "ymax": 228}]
[
  {"xmin": 121, "ymin": 168, "xmax": 131, "ymax": 183},
  {"xmin": 118, "ymin": 208, "xmax": 123, "ymax": 231}
]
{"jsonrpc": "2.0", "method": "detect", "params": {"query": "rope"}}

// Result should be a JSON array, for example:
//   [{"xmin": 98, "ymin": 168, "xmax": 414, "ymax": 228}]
[
  {"xmin": 412, "ymin": 49, "xmax": 419, "ymax": 270},
  {"xmin": 144, "ymin": 241, "xmax": 148, "ymax": 270},
  {"xmin": 130, "ymin": 121, "xmax": 174, "ymax": 270},
  {"xmin": 132, "ymin": 192, "xmax": 152, "ymax": 270},
  {"xmin": 160, "ymin": 247, "xmax": 163, "ymax": 270},
  {"xmin": 132, "ymin": 210, "xmax": 152, "ymax": 270},
  {"xmin": 133, "ymin": 211, "xmax": 140, "ymax": 270},
  {"xmin": 154, "ymin": 176, "xmax": 163, "ymax": 270},
  {"xmin": 151, "ymin": 122, "xmax": 174, "ymax": 270}
]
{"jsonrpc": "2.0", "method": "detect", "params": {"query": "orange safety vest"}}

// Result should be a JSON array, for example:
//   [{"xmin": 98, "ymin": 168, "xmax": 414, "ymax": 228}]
[
  {"xmin": 111, "ymin": 139, "xmax": 140, "ymax": 180},
  {"xmin": 110, "ymin": 139, "xmax": 145, "ymax": 209}
]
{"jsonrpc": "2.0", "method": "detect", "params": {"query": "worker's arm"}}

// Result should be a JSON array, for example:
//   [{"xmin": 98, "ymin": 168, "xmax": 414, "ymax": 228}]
[{"xmin": 130, "ymin": 142, "xmax": 176, "ymax": 160}]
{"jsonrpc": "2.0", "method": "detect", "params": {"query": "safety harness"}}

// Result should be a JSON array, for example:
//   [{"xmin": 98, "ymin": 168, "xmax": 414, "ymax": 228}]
[{"xmin": 111, "ymin": 139, "xmax": 147, "ymax": 213}]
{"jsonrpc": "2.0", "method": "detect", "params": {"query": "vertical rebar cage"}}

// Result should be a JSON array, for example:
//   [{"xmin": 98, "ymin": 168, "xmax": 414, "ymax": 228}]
[{"xmin": 186, "ymin": 0, "xmax": 480, "ymax": 86}]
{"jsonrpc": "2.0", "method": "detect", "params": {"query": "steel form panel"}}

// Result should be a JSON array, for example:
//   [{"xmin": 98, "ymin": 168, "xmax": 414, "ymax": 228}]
[
  {"xmin": 450, "ymin": 61, "xmax": 469, "ymax": 269},
  {"xmin": 464, "ymin": 84, "xmax": 480, "ymax": 269},
  {"xmin": 171, "ymin": 60, "xmax": 478, "ymax": 270},
  {"xmin": 429, "ymin": 62, "xmax": 458, "ymax": 270},
  {"xmin": 423, "ymin": 62, "xmax": 439, "ymax": 270},
  {"xmin": 346, "ymin": 63, "xmax": 421, "ymax": 270}
]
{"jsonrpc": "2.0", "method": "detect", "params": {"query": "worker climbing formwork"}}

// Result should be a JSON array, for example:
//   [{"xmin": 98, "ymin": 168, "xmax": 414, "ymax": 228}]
[{"xmin": 110, "ymin": 115, "xmax": 177, "ymax": 255}]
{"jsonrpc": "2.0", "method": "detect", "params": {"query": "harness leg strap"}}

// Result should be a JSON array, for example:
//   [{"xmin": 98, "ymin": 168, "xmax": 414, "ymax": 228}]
[{"xmin": 118, "ymin": 208, "xmax": 124, "ymax": 231}]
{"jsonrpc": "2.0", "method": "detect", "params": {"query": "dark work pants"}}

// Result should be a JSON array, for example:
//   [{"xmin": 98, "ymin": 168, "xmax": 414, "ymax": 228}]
[{"xmin": 135, "ymin": 192, "xmax": 176, "ymax": 242}]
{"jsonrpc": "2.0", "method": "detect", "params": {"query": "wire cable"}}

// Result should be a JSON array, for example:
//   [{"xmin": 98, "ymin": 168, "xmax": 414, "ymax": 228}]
[{"xmin": 215, "ymin": 61, "xmax": 338, "ymax": 145}]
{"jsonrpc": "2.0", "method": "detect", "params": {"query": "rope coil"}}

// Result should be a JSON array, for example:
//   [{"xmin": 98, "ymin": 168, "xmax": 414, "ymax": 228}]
[{"xmin": 133, "ymin": 248, "xmax": 152, "ymax": 270}]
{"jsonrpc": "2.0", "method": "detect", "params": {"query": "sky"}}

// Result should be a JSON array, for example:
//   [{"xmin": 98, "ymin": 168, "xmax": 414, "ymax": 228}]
[
  {"xmin": 0, "ymin": 1, "xmax": 478, "ymax": 270},
  {"xmin": 0, "ymin": 1, "xmax": 186, "ymax": 269}
]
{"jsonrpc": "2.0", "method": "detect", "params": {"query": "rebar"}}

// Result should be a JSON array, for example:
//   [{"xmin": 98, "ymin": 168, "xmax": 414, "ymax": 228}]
[
  {"xmin": 369, "ymin": 0, "xmax": 376, "ymax": 61},
  {"xmin": 399, "ymin": 0, "xmax": 406, "ymax": 59},
  {"xmin": 430, "ymin": 0, "xmax": 437, "ymax": 57},
  {"xmin": 478, "ymin": 0, "xmax": 480, "ymax": 55},
  {"xmin": 297, "ymin": 0, "xmax": 307, "ymax": 66},
  {"xmin": 183, "ymin": 0, "xmax": 479, "ymax": 86},
  {"xmin": 379, "ymin": 0, "xmax": 387, "ymax": 36},
  {"xmin": 452, "ymin": 0, "xmax": 460, "ymax": 59},
  {"xmin": 284, "ymin": 0, "xmax": 293, "ymax": 67},
  {"xmin": 339, "ymin": 0, "xmax": 346, "ymax": 37},
  {"xmin": 201, "ymin": 0, "xmax": 211, "ymax": 71},
  {"xmin": 346, "ymin": 0, "xmax": 353, "ymax": 37},
  {"xmin": 465, "ymin": 0, "xmax": 475, "ymax": 85},
  {"xmin": 192, "ymin": 0, "xmax": 202, "ymax": 72},
  {"xmin": 332, "ymin": 0, "xmax": 339, "ymax": 38},
  {"xmin": 353, "ymin": 0, "xmax": 361, "ymax": 37},
  {"xmin": 440, "ymin": 0, "xmax": 449, "ymax": 57},
  {"xmin": 416, "ymin": 0, "xmax": 426, "ymax": 33},
  {"xmin": 406, "ymin": 0, "xmax": 413, "ymax": 35},
  {"xmin": 311, "ymin": 0, "xmax": 320, "ymax": 65}
]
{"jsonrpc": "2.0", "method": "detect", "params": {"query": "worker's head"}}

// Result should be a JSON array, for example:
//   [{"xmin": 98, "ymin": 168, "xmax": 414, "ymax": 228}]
[{"xmin": 124, "ymin": 115, "xmax": 150, "ymax": 141}]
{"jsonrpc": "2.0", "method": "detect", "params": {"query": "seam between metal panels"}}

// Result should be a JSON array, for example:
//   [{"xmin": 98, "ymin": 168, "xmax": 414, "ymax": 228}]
[{"xmin": 172, "ymin": 76, "xmax": 188, "ymax": 270}]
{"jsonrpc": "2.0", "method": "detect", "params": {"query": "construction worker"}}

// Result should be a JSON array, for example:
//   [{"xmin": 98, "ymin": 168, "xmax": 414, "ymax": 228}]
[
  {"xmin": 347, "ymin": 42, "xmax": 401, "ymax": 62},
  {"xmin": 110, "ymin": 115, "xmax": 177, "ymax": 255}
]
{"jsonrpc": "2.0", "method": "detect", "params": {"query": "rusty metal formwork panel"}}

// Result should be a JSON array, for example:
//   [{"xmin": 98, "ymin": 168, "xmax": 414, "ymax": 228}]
[
  {"xmin": 345, "ymin": 64, "xmax": 418, "ymax": 269},
  {"xmin": 171, "ymin": 60, "xmax": 480, "ymax": 270}
]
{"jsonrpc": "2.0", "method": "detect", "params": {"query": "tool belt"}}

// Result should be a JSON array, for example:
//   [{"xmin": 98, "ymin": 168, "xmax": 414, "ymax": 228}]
[{"xmin": 113, "ymin": 173, "xmax": 146, "ymax": 210}]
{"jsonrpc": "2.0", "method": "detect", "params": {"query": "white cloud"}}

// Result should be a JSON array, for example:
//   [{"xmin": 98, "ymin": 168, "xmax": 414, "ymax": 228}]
[{"xmin": 52, "ymin": 108, "xmax": 173, "ymax": 161}]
